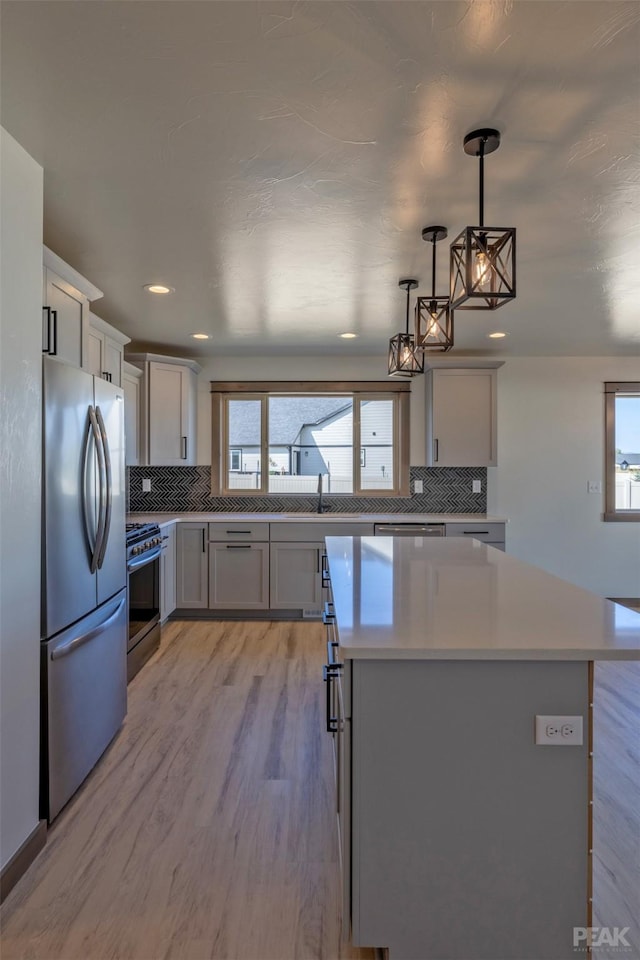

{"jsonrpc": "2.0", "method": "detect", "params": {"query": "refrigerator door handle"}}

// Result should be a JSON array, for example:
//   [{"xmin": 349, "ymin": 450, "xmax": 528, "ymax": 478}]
[
  {"xmin": 95, "ymin": 406, "xmax": 112, "ymax": 570},
  {"xmin": 88, "ymin": 405, "xmax": 106, "ymax": 574},
  {"xmin": 50, "ymin": 597, "xmax": 126, "ymax": 661}
]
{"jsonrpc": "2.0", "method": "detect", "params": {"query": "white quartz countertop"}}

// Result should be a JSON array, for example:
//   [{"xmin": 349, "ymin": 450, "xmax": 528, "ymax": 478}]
[
  {"xmin": 128, "ymin": 512, "xmax": 507, "ymax": 526},
  {"xmin": 325, "ymin": 536, "xmax": 640, "ymax": 661}
]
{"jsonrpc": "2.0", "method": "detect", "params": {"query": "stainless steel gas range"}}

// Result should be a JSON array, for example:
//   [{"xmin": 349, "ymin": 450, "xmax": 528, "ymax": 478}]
[{"xmin": 126, "ymin": 522, "xmax": 162, "ymax": 681}]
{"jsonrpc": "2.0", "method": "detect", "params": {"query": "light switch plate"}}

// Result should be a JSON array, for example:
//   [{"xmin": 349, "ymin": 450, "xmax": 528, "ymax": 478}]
[
  {"xmin": 472, "ymin": 479, "xmax": 482, "ymax": 494},
  {"xmin": 535, "ymin": 715, "xmax": 583, "ymax": 745},
  {"xmin": 142, "ymin": 478, "xmax": 151, "ymax": 493},
  {"xmin": 587, "ymin": 480, "xmax": 602, "ymax": 494},
  {"xmin": 414, "ymin": 479, "xmax": 423, "ymax": 494}
]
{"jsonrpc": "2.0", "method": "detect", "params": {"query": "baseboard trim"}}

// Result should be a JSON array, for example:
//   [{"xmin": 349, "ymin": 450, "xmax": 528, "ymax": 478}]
[{"xmin": 0, "ymin": 819, "xmax": 47, "ymax": 903}]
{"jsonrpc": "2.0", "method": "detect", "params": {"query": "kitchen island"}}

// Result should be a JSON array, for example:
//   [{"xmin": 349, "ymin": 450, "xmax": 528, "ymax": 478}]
[{"xmin": 324, "ymin": 536, "xmax": 640, "ymax": 960}]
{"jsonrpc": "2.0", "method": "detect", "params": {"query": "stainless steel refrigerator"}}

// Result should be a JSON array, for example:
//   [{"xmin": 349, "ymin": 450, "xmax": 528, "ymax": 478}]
[{"xmin": 42, "ymin": 355, "xmax": 127, "ymax": 822}]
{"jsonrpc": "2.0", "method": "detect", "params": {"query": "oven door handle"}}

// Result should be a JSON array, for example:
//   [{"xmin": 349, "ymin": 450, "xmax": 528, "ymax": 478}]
[{"xmin": 127, "ymin": 545, "xmax": 162, "ymax": 573}]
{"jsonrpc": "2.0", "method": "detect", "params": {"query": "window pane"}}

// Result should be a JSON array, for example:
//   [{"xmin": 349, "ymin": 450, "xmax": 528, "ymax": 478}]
[
  {"xmin": 227, "ymin": 399, "xmax": 261, "ymax": 489},
  {"xmin": 267, "ymin": 395, "xmax": 353, "ymax": 494},
  {"xmin": 614, "ymin": 395, "xmax": 640, "ymax": 510},
  {"xmin": 360, "ymin": 399, "xmax": 394, "ymax": 490}
]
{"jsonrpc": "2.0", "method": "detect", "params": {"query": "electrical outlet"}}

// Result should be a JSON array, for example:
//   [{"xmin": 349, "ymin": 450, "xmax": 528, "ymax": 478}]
[
  {"xmin": 587, "ymin": 480, "xmax": 602, "ymax": 494},
  {"xmin": 535, "ymin": 715, "xmax": 583, "ymax": 745},
  {"xmin": 472, "ymin": 479, "xmax": 482, "ymax": 494},
  {"xmin": 142, "ymin": 478, "xmax": 151, "ymax": 493},
  {"xmin": 414, "ymin": 479, "xmax": 423, "ymax": 494}
]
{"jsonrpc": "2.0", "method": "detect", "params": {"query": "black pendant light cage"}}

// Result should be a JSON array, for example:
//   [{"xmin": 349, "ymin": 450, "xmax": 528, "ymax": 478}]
[
  {"xmin": 450, "ymin": 129, "xmax": 516, "ymax": 311},
  {"xmin": 388, "ymin": 279, "xmax": 424, "ymax": 377},
  {"xmin": 415, "ymin": 226, "xmax": 453, "ymax": 352}
]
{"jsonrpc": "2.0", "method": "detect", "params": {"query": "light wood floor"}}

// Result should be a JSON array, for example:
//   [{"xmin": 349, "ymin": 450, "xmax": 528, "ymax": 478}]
[
  {"xmin": 2, "ymin": 622, "xmax": 638, "ymax": 960},
  {"xmin": 1, "ymin": 621, "xmax": 374, "ymax": 960},
  {"xmin": 592, "ymin": 659, "xmax": 640, "ymax": 960}
]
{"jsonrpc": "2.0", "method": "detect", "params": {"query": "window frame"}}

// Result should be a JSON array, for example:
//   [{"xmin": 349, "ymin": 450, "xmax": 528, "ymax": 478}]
[
  {"xmin": 211, "ymin": 380, "xmax": 410, "ymax": 497},
  {"xmin": 604, "ymin": 381, "xmax": 640, "ymax": 522}
]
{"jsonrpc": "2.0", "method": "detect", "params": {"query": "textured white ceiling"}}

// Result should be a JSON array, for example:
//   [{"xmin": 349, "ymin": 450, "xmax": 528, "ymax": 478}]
[{"xmin": 1, "ymin": 1, "xmax": 639, "ymax": 358}]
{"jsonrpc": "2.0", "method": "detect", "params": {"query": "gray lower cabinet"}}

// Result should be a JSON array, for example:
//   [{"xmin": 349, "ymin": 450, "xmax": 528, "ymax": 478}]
[
  {"xmin": 160, "ymin": 522, "xmax": 177, "ymax": 622},
  {"xmin": 445, "ymin": 520, "xmax": 505, "ymax": 551},
  {"xmin": 208, "ymin": 541, "xmax": 270, "ymax": 609},
  {"xmin": 269, "ymin": 541, "xmax": 325, "ymax": 613},
  {"xmin": 176, "ymin": 522, "xmax": 208, "ymax": 609}
]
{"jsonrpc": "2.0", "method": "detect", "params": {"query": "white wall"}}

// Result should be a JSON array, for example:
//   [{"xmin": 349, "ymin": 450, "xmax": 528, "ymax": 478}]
[
  {"xmin": 0, "ymin": 129, "xmax": 44, "ymax": 867},
  {"xmin": 488, "ymin": 357, "xmax": 640, "ymax": 597}
]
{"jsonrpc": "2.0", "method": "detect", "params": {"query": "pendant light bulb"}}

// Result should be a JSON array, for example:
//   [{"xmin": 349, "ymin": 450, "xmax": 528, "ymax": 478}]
[
  {"xmin": 473, "ymin": 248, "xmax": 491, "ymax": 290},
  {"xmin": 415, "ymin": 227, "xmax": 453, "ymax": 353},
  {"xmin": 426, "ymin": 300, "xmax": 440, "ymax": 338}
]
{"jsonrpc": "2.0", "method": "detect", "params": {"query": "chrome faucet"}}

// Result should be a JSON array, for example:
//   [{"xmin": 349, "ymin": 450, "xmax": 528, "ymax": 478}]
[{"xmin": 317, "ymin": 473, "xmax": 329, "ymax": 513}]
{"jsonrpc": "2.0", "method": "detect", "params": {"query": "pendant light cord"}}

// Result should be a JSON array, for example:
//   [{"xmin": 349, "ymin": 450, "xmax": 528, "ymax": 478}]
[
  {"xmin": 404, "ymin": 282, "xmax": 411, "ymax": 335},
  {"xmin": 431, "ymin": 238, "xmax": 437, "ymax": 299},
  {"xmin": 479, "ymin": 136, "xmax": 485, "ymax": 228}
]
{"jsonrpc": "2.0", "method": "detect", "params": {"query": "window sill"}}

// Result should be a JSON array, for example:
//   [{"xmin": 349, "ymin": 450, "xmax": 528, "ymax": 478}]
[{"xmin": 603, "ymin": 511, "xmax": 640, "ymax": 522}]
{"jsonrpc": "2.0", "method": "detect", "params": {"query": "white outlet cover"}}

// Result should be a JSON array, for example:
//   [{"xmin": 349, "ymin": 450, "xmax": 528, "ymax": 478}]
[
  {"xmin": 414, "ymin": 479, "xmax": 423, "ymax": 494},
  {"xmin": 472, "ymin": 479, "xmax": 482, "ymax": 494},
  {"xmin": 142, "ymin": 478, "xmax": 151, "ymax": 493},
  {"xmin": 535, "ymin": 715, "xmax": 583, "ymax": 745}
]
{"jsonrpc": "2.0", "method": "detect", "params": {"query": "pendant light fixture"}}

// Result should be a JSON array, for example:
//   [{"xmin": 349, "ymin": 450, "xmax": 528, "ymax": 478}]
[
  {"xmin": 388, "ymin": 279, "xmax": 424, "ymax": 377},
  {"xmin": 415, "ymin": 226, "xmax": 453, "ymax": 352},
  {"xmin": 450, "ymin": 128, "xmax": 516, "ymax": 310}
]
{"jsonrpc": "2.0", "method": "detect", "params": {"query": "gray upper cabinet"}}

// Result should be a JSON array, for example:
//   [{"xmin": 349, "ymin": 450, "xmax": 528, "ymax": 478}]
[
  {"xmin": 126, "ymin": 353, "xmax": 201, "ymax": 466},
  {"xmin": 425, "ymin": 365, "xmax": 502, "ymax": 467},
  {"xmin": 86, "ymin": 312, "xmax": 130, "ymax": 387},
  {"xmin": 122, "ymin": 361, "xmax": 143, "ymax": 466},
  {"xmin": 42, "ymin": 246, "xmax": 104, "ymax": 370}
]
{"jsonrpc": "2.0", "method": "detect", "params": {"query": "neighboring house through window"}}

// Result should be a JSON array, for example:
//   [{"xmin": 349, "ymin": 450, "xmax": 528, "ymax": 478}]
[
  {"xmin": 604, "ymin": 382, "xmax": 640, "ymax": 521},
  {"xmin": 210, "ymin": 381, "xmax": 410, "ymax": 496}
]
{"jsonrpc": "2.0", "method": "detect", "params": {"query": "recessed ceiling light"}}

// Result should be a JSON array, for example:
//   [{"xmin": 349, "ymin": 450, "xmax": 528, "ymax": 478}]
[
  {"xmin": 488, "ymin": 331, "xmax": 507, "ymax": 339},
  {"xmin": 340, "ymin": 332, "xmax": 358, "ymax": 339},
  {"xmin": 143, "ymin": 283, "xmax": 174, "ymax": 294},
  {"xmin": 191, "ymin": 333, "xmax": 210, "ymax": 340}
]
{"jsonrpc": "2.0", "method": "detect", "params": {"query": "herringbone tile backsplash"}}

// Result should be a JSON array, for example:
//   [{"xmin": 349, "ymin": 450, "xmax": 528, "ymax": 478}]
[{"xmin": 128, "ymin": 466, "xmax": 487, "ymax": 514}]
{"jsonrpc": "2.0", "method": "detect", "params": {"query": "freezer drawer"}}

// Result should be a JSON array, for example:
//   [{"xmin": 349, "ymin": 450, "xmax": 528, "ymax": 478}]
[{"xmin": 41, "ymin": 590, "xmax": 127, "ymax": 822}]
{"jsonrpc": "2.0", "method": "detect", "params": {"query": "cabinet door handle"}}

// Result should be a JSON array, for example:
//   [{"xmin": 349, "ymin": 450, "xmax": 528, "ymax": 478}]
[
  {"xmin": 433, "ymin": 438, "xmax": 439, "ymax": 463},
  {"xmin": 226, "ymin": 530, "xmax": 251, "ymax": 535},
  {"xmin": 202, "ymin": 529, "xmax": 206, "ymax": 553},
  {"xmin": 463, "ymin": 530, "xmax": 489, "ymax": 535},
  {"xmin": 42, "ymin": 306, "xmax": 51, "ymax": 353},
  {"xmin": 182, "ymin": 436, "xmax": 188, "ymax": 460}
]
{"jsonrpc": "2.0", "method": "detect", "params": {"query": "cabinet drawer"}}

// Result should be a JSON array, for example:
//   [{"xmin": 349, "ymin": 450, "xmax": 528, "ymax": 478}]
[
  {"xmin": 270, "ymin": 522, "xmax": 375, "ymax": 541},
  {"xmin": 445, "ymin": 522, "xmax": 505, "ymax": 543},
  {"xmin": 208, "ymin": 521, "xmax": 269, "ymax": 542}
]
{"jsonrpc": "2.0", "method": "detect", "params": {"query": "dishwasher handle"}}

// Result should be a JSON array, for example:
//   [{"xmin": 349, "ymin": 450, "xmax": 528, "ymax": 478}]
[{"xmin": 374, "ymin": 523, "xmax": 446, "ymax": 536}]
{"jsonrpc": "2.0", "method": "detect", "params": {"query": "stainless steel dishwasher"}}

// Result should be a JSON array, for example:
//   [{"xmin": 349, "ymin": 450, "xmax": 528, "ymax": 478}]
[{"xmin": 373, "ymin": 523, "xmax": 446, "ymax": 537}]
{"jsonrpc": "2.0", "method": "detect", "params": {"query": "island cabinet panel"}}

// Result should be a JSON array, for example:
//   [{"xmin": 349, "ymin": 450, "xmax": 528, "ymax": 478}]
[
  {"xmin": 349, "ymin": 659, "xmax": 590, "ymax": 960},
  {"xmin": 269, "ymin": 541, "xmax": 324, "ymax": 612},
  {"xmin": 208, "ymin": 542, "xmax": 269, "ymax": 609},
  {"xmin": 176, "ymin": 523, "xmax": 208, "ymax": 609}
]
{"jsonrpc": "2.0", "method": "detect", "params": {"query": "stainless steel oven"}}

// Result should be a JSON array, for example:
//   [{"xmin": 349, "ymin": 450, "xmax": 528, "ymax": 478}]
[{"xmin": 126, "ymin": 523, "xmax": 162, "ymax": 682}]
